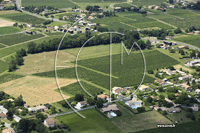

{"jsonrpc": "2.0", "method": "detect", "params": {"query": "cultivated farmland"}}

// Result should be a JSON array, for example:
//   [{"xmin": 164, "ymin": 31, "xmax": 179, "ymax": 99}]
[
  {"xmin": 0, "ymin": 44, "xmax": 6, "ymax": 48},
  {"xmin": 0, "ymin": 73, "xmax": 24, "ymax": 84},
  {"xmin": 0, "ymin": 13, "xmax": 46, "ymax": 24},
  {"xmin": 132, "ymin": 0, "xmax": 167, "ymax": 6},
  {"xmin": 0, "ymin": 60, "xmax": 8, "ymax": 74},
  {"xmin": 0, "ymin": 33, "xmax": 45, "ymax": 46},
  {"xmin": 22, "ymin": 0, "xmax": 79, "ymax": 8},
  {"xmin": 0, "ymin": 26, "xmax": 22, "ymax": 35},
  {"xmin": 53, "ymin": 109, "xmax": 123, "ymax": 133},
  {"xmin": 173, "ymin": 35, "xmax": 200, "ymax": 48}
]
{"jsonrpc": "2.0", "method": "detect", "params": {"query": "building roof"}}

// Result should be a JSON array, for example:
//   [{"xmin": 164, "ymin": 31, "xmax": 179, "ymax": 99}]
[
  {"xmin": 127, "ymin": 97, "xmax": 142, "ymax": 104},
  {"xmin": 175, "ymin": 93, "xmax": 180, "ymax": 97},
  {"xmin": 167, "ymin": 107, "xmax": 181, "ymax": 113},
  {"xmin": 182, "ymin": 84, "xmax": 191, "ymax": 89},
  {"xmin": 155, "ymin": 79, "xmax": 165, "ymax": 85},
  {"xmin": 101, "ymin": 104, "xmax": 119, "ymax": 112},
  {"xmin": 31, "ymin": 105, "xmax": 47, "ymax": 111},
  {"xmin": 140, "ymin": 85, "xmax": 149, "ymax": 89},
  {"xmin": 191, "ymin": 106, "xmax": 199, "ymax": 111},
  {"xmin": 45, "ymin": 118, "xmax": 55, "ymax": 125},
  {"xmin": 78, "ymin": 101, "xmax": 87, "ymax": 106},
  {"xmin": 195, "ymin": 89, "xmax": 200, "ymax": 92},
  {"xmin": 7, "ymin": 99, "xmax": 14, "ymax": 102},
  {"xmin": 0, "ymin": 113, "xmax": 7, "ymax": 117},
  {"xmin": 97, "ymin": 93, "xmax": 109, "ymax": 99},
  {"xmin": 2, "ymin": 129, "xmax": 12, "ymax": 133}
]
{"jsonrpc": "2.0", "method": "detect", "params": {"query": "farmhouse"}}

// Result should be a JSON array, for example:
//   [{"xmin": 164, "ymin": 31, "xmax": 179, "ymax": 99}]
[
  {"xmin": 139, "ymin": 85, "xmax": 153, "ymax": 91},
  {"xmin": 100, "ymin": 104, "xmax": 119, "ymax": 113},
  {"xmin": 154, "ymin": 79, "xmax": 167, "ymax": 86},
  {"xmin": 195, "ymin": 89, "xmax": 200, "ymax": 94},
  {"xmin": 186, "ymin": 59, "xmax": 200, "ymax": 66},
  {"xmin": 2, "ymin": 129, "xmax": 12, "ymax": 133},
  {"xmin": 97, "ymin": 93, "xmax": 110, "ymax": 101},
  {"xmin": 125, "ymin": 97, "xmax": 142, "ymax": 109},
  {"xmin": 181, "ymin": 84, "xmax": 192, "ymax": 92},
  {"xmin": 0, "ymin": 113, "xmax": 7, "ymax": 119},
  {"xmin": 44, "ymin": 118, "xmax": 56, "ymax": 128},
  {"xmin": 28, "ymin": 105, "xmax": 47, "ymax": 112},
  {"xmin": 75, "ymin": 101, "xmax": 87, "ymax": 110},
  {"xmin": 114, "ymin": 7, "xmax": 121, "ymax": 12},
  {"xmin": 112, "ymin": 87, "xmax": 127, "ymax": 94},
  {"xmin": 159, "ymin": 69, "xmax": 175, "ymax": 76},
  {"xmin": 166, "ymin": 107, "xmax": 181, "ymax": 114},
  {"xmin": 178, "ymin": 74, "xmax": 193, "ymax": 80}
]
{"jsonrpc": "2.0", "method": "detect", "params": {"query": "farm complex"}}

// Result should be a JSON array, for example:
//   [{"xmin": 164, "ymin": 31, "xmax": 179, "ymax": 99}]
[{"xmin": 1, "ymin": 0, "xmax": 200, "ymax": 132}]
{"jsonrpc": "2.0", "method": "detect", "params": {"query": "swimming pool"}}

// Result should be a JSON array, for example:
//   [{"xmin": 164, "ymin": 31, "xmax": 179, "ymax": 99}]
[
  {"xmin": 131, "ymin": 105, "xmax": 140, "ymax": 109},
  {"xmin": 110, "ymin": 112, "xmax": 117, "ymax": 117}
]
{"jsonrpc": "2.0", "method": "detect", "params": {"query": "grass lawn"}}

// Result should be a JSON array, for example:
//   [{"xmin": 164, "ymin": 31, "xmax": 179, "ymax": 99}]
[
  {"xmin": 47, "ymin": 21, "xmax": 66, "ymax": 27},
  {"xmin": 0, "ymin": 33, "xmax": 45, "ymax": 46},
  {"xmin": 0, "ymin": 26, "xmax": 22, "ymax": 35},
  {"xmin": 53, "ymin": 109, "xmax": 123, "ymax": 133},
  {"xmin": 51, "ymin": 102, "xmax": 73, "ymax": 113},
  {"xmin": 166, "ymin": 109, "xmax": 192, "ymax": 123},
  {"xmin": 111, "ymin": 106, "xmax": 172, "ymax": 132},
  {"xmin": 22, "ymin": 0, "xmax": 79, "ymax": 8},
  {"xmin": 0, "ymin": 60, "xmax": 8, "ymax": 74}
]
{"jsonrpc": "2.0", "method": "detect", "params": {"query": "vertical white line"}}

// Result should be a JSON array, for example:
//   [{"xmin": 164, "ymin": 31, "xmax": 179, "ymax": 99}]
[
  {"xmin": 121, "ymin": 41, "xmax": 123, "ymax": 65},
  {"xmin": 110, "ymin": 33, "xmax": 112, "ymax": 103}
]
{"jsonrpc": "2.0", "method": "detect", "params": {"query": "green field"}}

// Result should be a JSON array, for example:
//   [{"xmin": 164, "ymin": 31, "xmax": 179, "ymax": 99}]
[
  {"xmin": 53, "ymin": 109, "xmax": 122, "ymax": 133},
  {"xmin": 148, "ymin": 8, "xmax": 200, "ymax": 29},
  {"xmin": 0, "ymin": 73, "xmax": 25, "ymax": 84},
  {"xmin": 132, "ymin": 0, "xmax": 167, "ymax": 6},
  {"xmin": 72, "ymin": 0, "xmax": 101, "ymax": 2},
  {"xmin": 46, "ymin": 21, "xmax": 66, "ymax": 27},
  {"xmin": 0, "ymin": 60, "xmax": 8, "ymax": 74},
  {"xmin": 134, "ymin": 120, "xmax": 200, "ymax": 133},
  {"xmin": 0, "ymin": 13, "xmax": 46, "ymax": 24},
  {"xmin": 22, "ymin": 0, "xmax": 79, "ymax": 8},
  {"xmin": 45, "ymin": 32, "xmax": 65, "ymax": 36},
  {"xmin": 0, "ymin": 26, "xmax": 22, "ymax": 35},
  {"xmin": 0, "ymin": 33, "xmax": 45, "ymax": 46},
  {"xmin": 56, "ymin": 81, "xmax": 104, "ymax": 97},
  {"xmin": 0, "ymin": 44, "xmax": 6, "ymax": 48},
  {"xmin": 173, "ymin": 35, "xmax": 200, "ymax": 48}
]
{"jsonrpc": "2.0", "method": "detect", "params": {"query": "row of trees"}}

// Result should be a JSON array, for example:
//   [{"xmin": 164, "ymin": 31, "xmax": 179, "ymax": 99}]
[
  {"xmin": 24, "ymin": 5, "xmax": 59, "ymax": 14},
  {"xmin": 8, "ymin": 49, "xmax": 26, "ymax": 72}
]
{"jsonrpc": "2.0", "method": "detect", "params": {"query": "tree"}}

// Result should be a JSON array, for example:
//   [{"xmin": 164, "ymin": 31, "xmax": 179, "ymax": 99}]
[
  {"xmin": 162, "ymin": 110, "xmax": 168, "ymax": 115},
  {"xmin": 156, "ymin": 43, "xmax": 161, "ymax": 48},
  {"xmin": 115, "ymin": 110, "xmax": 122, "ymax": 116},
  {"xmin": 21, "ymin": 110, "xmax": 26, "ymax": 116},
  {"xmin": 169, "ymin": 0, "xmax": 174, "ymax": 4},
  {"xmin": 147, "ymin": 70, "xmax": 154, "ymax": 74},
  {"xmin": 137, "ymin": 39, "xmax": 146, "ymax": 50},
  {"xmin": 174, "ymin": 27, "xmax": 182, "ymax": 34},
  {"xmin": 168, "ymin": 93, "xmax": 176, "ymax": 100},
  {"xmin": 74, "ymin": 94, "xmax": 84, "ymax": 102},
  {"xmin": 6, "ymin": 111, "xmax": 14, "ymax": 120},
  {"xmin": 35, "ymin": 112, "xmax": 47, "ymax": 122},
  {"xmin": 146, "ymin": 96, "xmax": 153, "ymax": 103},
  {"xmin": 168, "ymin": 32, "xmax": 174, "ymax": 36},
  {"xmin": 96, "ymin": 101, "xmax": 103, "ymax": 108},
  {"xmin": 137, "ymin": 107, "xmax": 145, "ymax": 112},
  {"xmin": 87, "ymin": 98, "xmax": 96, "ymax": 106},
  {"xmin": 169, "ymin": 49, "xmax": 175, "ymax": 53},
  {"xmin": 27, "ymin": 42, "xmax": 37, "ymax": 54},
  {"xmin": 159, "ymin": 94, "xmax": 165, "ymax": 100},
  {"xmin": 8, "ymin": 56, "xmax": 17, "ymax": 72},
  {"xmin": 50, "ymin": 106, "xmax": 57, "ymax": 114}
]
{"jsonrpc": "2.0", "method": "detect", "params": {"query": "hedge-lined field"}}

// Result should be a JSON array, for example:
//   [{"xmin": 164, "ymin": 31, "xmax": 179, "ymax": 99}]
[
  {"xmin": 0, "ymin": 13, "xmax": 46, "ymax": 24},
  {"xmin": 0, "ymin": 26, "xmax": 22, "ymax": 35},
  {"xmin": 173, "ymin": 35, "xmax": 200, "ymax": 48},
  {"xmin": 57, "ymin": 81, "xmax": 104, "ymax": 97},
  {"xmin": 22, "ymin": 0, "xmax": 79, "ymax": 8},
  {"xmin": 0, "ymin": 33, "xmax": 45, "ymax": 46},
  {"xmin": 0, "ymin": 74, "xmax": 25, "ymax": 84},
  {"xmin": 0, "ymin": 60, "xmax": 8, "ymax": 74}
]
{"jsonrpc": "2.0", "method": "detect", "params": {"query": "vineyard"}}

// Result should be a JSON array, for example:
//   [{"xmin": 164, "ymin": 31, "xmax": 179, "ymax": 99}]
[
  {"xmin": 22, "ymin": 0, "xmax": 79, "ymax": 8},
  {"xmin": 0, "ymin": 74, "xmax": 24, "ymax": 84},
  {"xmin": 0, "ymin": 33, "xmax": 45, "ymax": 46},
  {"xmin": 173, "ymin": 35, "xmax": 200, "ymax": 48},
  {"xmin": 0, "ymin": 13, "xmax": 46, "ymax": 24},
  {"xmin": 132, "ymin": 0, "xmax": 167, "ymax": 6},
  {"xmin": 0, "ymin": 44, "xmax": 6, "ymax": 48},
  {"xmin": 0, "ymin": 60, "xmax": 8, "ymax": 74},
  {"xmin": 0, "ymin": 26, "xmax": 22, "ymax": 35}
]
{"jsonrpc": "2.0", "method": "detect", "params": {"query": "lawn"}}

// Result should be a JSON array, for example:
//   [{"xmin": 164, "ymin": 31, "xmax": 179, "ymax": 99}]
[
  {"xmin": 0, "ymin": 26, "xmax": 22, "ymax": 35},
  {"xmin": 53, "ymin": 109, "xmax": 123, "ymax": 133},
  {"xmin": 46, "ymin": 21, "xmax": 66, "ymax": 27},
  {"xmin": 22, "ymin": 0, "xmax": 79, "ymax": 8},
  {"xmin": 0, "ymin": 33, "xmax": 45, "ymax": 46},
  {"xmin": 173, "ymin": 35, "xmax": 200, "ymax": 48},
  {"xmin": 0, "ymin": 73, "xmax": 24, "ymax": 84},
  {"xmin": 0, "ymin": 13, "xmax": 46, "ymax": 24},
  {"xmin": 111, "ymin": 107, "xmax": 172, "ymax": 132},
  {"xmin": 166, "ymin": 109, "xmax": 192, "ymax": 123},
  {"xmin": 0, "ymin": 60, "xmax": 8, "ymax": 74},
  {"xmin": 134, "ymin": 120, "xmax": 200, "ymax": 133}
]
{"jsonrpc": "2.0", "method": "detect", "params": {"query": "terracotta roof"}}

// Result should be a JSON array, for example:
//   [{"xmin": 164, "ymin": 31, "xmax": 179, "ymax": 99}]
[
  {"xmin": 140, "ymin": 85, "xmax": 149, "ymax": 89},
  {"xmin": 0, "ymin": 113, "xmax": 7, "ymax": 117},
  {"xmin": 2, "ymin": 129, "xmax": 12, "ymax": 133},
  {"xmin": 45, "ymin": 118, "xmax": 55, "ymax": 125},
  {"xmin": 97, "ymin": 94, "xmax": 109, "ymax": 99},
  {"xmin": 182, "ymin": 84, "xmax": 191, "ymax": 89},
  {"xmin": 79, "ymin": 101, "xmax": 87, "ymax": 105}
]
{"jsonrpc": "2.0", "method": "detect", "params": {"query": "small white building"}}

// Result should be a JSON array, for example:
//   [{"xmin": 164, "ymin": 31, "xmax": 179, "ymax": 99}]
[
  {"xmin": 44, "ymin": 119, "xmax": 56, "ymax": 128},
  {"xmin": 125, "ymin": 98, "xmax": 142, "ymax": 109},
  {"xmin": 195, "ymin": 89, "xmax": 200, "ymax": 94},
  {"xmin": 75, "ymin": 101, "xmax": 87, "ymax": 110},
  {"xmin": 139, "ymin": 85, "xmax": 153, "ymax": 91}
]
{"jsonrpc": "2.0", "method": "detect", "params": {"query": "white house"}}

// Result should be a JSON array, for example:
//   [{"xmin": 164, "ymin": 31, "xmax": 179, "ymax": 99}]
[
  {"xmin": 112, "ymin": 87, "xmax": 127, "ymax": 94},
  {"xmin": 195, "ymin": 89, "xmax": 200, "ymax": 94},
  {"xmin": 125, "ymin": 98, "xmax": 142, "ymax": 109},
  {"xmin": 139, "ymin": 85, "xmax": 152, "ymax": 91},
  {"xmin": 178, "ymin": 74, "xmax": 193, "ymax": 80},
  {"xmin": 75, "ymin": 101, "xmax": 87, "ymax": 110},
  {"xmin": 44, "ymin": 119, "xmax": 56, "ymax": 128}
]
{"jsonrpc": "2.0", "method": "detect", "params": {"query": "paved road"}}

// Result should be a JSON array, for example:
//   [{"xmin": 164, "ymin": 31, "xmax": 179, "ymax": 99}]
[
  {"xmin": 5, "ymin": 123, "xmax": 15, "ymax": 133},
  {"xmin": 175, "ymin": 41, "xmax": 200, "ymax": 51},
  {"xmin": 16, "ymin": 0, "xmax": 69, "ymax": 23},
  {"xmin": 48, "ymin": 106, "xmax": 94, "ymax": 118}
]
